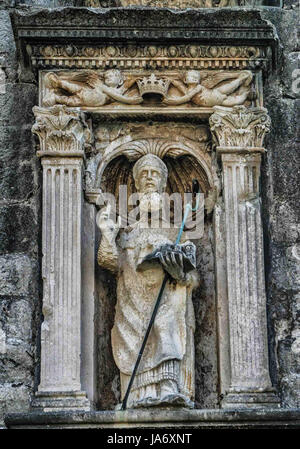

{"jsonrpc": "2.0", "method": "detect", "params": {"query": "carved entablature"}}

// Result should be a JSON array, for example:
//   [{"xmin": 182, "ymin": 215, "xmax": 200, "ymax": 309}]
[
  {"xmin": 11, "ymin": 8, "xmax": 277, "ymax": 39},
  {"xmin": 33, "ymin": 45, "xmax": 269, "ymax": 72},
  {"xmin": 12, "ymin": 8, "xmax": 277, "ymax": 78}
]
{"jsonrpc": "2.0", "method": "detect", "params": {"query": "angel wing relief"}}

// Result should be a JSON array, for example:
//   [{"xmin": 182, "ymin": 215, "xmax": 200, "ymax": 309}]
[
  {"xmin": 43, "ymin": 70, "xmax": 143, "ymax": 107},
  {"xmin": 42, "ymin": 70, "xmax": 255, "ymax": 109},
  {"xmin": 163, "ymin": 70, "xmax": 255, "ymax": 107}
]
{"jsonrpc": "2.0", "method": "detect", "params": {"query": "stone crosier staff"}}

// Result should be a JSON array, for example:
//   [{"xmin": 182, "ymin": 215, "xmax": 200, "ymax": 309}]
[{"xmin": 121, "ymin": 179, "xmax": 200, "ymax": 410}]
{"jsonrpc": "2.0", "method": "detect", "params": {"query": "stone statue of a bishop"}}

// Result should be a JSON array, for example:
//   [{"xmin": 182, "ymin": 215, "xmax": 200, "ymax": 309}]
[{"xmin": 97, "ymin": 154, "xmax": 198, "ymax": 409}]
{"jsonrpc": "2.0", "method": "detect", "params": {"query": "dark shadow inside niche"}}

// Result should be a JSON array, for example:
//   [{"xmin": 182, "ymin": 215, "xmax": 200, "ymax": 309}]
[
  {"xmin": 95, "ymin": 226, "xmax": 120, "ymax": 410},
  {"xmin": 95, "ymin": 152, "xmax": 218, "ymax": 410},
  {"xmin": 257, "ymin": 0, "xmax": 282, "ymax": 5}
]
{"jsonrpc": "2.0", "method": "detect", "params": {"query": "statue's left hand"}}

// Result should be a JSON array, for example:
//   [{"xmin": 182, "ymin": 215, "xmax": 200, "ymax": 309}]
[{"xmin": 158, "ymin": 250, "xmax": 186, "ymax": 282}]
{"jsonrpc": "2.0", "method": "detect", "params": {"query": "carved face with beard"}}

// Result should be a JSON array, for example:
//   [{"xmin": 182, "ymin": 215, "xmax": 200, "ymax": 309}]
[{"xmin": 133, "ymin": 154, "xmax": 168, "ymax": 220}]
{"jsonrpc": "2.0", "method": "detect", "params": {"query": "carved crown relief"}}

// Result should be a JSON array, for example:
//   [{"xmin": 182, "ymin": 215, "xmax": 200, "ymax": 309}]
[{"xmin": 41, "ymin": 69, "xmax": 257, "ymax": 111}]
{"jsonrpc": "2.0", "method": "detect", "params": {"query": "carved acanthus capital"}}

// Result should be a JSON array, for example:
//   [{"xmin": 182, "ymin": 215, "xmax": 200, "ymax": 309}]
[
  {"xmin": 209, "ymin": 105, "xmax": 271, "ymax": 152},
  {"xmin": 32, "ymin": 105, "xmax": 91, "ymax": 158}
]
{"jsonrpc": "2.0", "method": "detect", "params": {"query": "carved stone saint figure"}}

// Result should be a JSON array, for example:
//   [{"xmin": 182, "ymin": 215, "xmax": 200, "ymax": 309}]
[
  {"xmin": 97, "ymin": 154, "xmax": 198, "ymax": 408},
  {"xmin": 43, "ymin": 69, "xmax": 142, "ymax": 107},
  {"xmin": 164, "ymin": 70, "xmax": 253, "ymax": 107}
]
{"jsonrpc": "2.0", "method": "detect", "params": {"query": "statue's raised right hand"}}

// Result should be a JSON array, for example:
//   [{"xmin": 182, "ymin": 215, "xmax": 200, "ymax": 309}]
[{"xmin": 96, "ymin": 203, "xmax": 120, "ymax": 240}]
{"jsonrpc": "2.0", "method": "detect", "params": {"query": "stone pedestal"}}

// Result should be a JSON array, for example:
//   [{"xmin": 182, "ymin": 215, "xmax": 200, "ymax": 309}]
[
  {"xmin": 210, "ymin": 106, "xmax": 279, "ymax": 408},
  {"xmin": 31, "ymin": 106, "xmax": 91, "ymax": 411},
  {"xmin": 5, "ymin": 409, "xmax": 299, "ymax": 429}
]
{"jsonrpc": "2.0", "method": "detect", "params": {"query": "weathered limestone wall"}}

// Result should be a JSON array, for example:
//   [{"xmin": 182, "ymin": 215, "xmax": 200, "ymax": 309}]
[
  {"xmin": 0, "ymin": 0, "xmax": 298, "ymax": 426},
  {"xmin": 0, "ymin": 2, "xmax": 40, "ymax": 427},
  {"xmin": 260, "ymin": 3, "xmax": 299, "ymax": 408}
]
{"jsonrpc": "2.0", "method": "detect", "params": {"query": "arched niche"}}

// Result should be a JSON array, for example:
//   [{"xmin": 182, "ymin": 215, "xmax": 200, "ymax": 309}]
[
  {"xmin": 85, "ymin": 132, "xmax": 220, "ymax": 409},
  {"xmin": 85, "ymin": 134, "xmax": 219, "ymax": 214}
]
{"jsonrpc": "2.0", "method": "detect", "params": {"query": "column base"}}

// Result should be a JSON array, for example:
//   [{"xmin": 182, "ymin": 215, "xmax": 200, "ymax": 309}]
[
  {"xmin": 221, "ymin": 390, "xmax": 280, "ymax": 409},
  {"xmin": 32, "ymin": 391, "xmax": 91, "ymax": 412}
]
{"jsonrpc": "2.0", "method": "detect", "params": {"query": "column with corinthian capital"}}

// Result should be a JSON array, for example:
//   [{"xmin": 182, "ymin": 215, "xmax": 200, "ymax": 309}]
[
  {"xmin": 209, "ymin": 106, "xmax": 279, "ymax": 408},
  {"xmin": 31, "ymin": 105, "xmax": 91, "ymax": 411}
]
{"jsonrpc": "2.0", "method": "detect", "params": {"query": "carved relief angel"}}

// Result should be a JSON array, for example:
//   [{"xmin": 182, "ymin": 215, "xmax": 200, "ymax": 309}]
[
  {"xmin": 163, "ymin": 70, "xmax": 254, "ymax": 107},
  {"xmin": 43, "ymin": 70, "xmax": 143, "ymax": 107}
]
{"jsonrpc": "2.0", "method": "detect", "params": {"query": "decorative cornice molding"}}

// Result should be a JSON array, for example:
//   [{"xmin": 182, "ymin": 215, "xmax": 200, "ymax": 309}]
[
  {"xmin": 32, "ymin": 105, "xmax": 91, "ymax": 157},
  {"xmin": 209, "ymin": 105, "xmax": 270, "ymax": 151},
  {"xmin": 11, "ymin": 8, "xmax": 277, "ymax": 75},
  {"xmin": 11, "ymin": 8, "xmax": 276, "ymax": 35},
  {"xmin": 31, "ymin": 44, "xmax": 269, "ymax": 72}
]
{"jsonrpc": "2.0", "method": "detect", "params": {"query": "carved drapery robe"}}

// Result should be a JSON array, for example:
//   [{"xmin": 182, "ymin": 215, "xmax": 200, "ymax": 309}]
[{"xmin": 98, "ymin": 225, "xmax": 196, "ymax": 407}]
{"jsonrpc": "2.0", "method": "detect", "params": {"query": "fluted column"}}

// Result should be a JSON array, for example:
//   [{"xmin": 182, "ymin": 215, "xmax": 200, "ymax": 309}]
[
  {"xmin": 210, "ymin": 106, "xmax": 279, "ymax": 408},
  {"xmin": 32, "ymin": 105, "xmax": 91, "ymax": 411}
]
